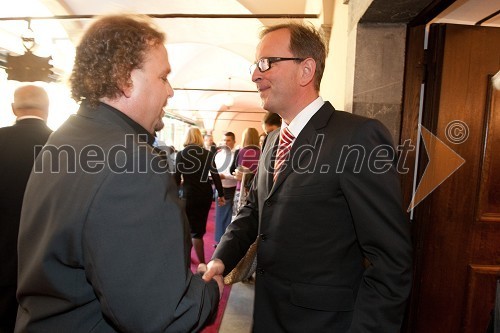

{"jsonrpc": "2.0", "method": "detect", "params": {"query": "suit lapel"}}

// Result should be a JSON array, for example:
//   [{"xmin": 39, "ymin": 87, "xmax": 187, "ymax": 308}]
[
  {"xmin": 259, "ymin": 130, "xmax": 279, "ymax": 199},
  {"xmin": 268, "ymin": 102, "xmax": 335, "ymax": 197}
]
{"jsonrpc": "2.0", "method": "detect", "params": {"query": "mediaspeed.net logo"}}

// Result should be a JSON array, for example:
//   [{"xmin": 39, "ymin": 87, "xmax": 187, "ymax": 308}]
[
  {"xmin": 31, "ymin": 120, "xmax": 468, "ymax": 213},
  {"xmin": 408, "ymin": 120, "xmax": 467, "ymax": 212}
]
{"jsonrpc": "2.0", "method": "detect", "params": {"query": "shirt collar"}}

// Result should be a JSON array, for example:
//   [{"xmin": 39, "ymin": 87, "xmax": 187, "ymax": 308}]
[
  {"xmin": 16, "ymin": 115, "xmax": 45, "ymax": 122},
  {"xmin": 282, "ymin": 96, "xmax": 324, "ymax": 139}
]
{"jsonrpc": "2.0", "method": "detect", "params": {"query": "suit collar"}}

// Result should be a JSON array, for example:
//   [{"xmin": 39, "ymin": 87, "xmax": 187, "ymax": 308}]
[
  {"xmin": 306, "ymin": 101, "xmax": 335, "ymax": 131},
  {"xmin": 16, "ymin": 115, "xmax": 45, "ymax": 122},
  {"xmin": 15, "ymin": 118, "xmax": 47, "ymax": 126},
  {"xmin": 285, "ymin": 96, "xmax": 324, "ymax": 138},
  {"xmin": 267, "ymin": 102, "xmax": 335, "ymax": 196},
  {"xmin": 77, "ymin": 102, "xmax": 155, "ymax": 146}
]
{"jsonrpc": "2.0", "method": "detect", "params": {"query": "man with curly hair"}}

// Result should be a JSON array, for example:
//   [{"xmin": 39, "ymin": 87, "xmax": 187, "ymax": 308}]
[{"xmin": 15, "ymin": 14, "xmax": 223, "ymax": 332}]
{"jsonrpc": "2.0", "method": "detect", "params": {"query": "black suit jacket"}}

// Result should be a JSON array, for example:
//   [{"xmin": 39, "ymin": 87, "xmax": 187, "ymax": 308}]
[
  {"xmin": 175, "ymin": 144, "xmax": 224, "ymax": 198},
  {"xmin": 214, "ymin": 102, "xmax": 412, "ymax": 332},
  {"xmin": 15, "ymin": 103, "xmax": 219, "ymax": 332},
  {"xmin": 0, "ymin": 118, "xmax": 52, "ymax": 332}
]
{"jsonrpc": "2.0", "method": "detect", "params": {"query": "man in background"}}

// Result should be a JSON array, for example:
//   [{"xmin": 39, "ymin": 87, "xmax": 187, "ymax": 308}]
[
  {"xmin": 214, "ymin": 132, "xmax": 237, "ymax": 245},
  {"xmin": 261, "ymin": 111, "xmax": 281, "ymax": 134},
  {"xmin": 0, "ymin": 85, "xmax": 52, "ymax": 333},
  {"xmin": 204, "ymin": 134, "xmax": 217, "ymax": 154},
  {"xmin": 16, "ymin": 14, "xmax": 222, "ymax": 332},
  {"xmin": 260, "ymin": 111, "xmax": 282, "ymax": 148}
]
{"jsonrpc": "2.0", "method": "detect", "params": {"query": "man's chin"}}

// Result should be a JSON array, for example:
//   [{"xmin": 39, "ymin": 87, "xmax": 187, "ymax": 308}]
[
  {"xmin": 261, "ymin": 100, "xmax": 273, "ymax": 113},
  {"xmin": 260, "ymin": 97, "xmax": 268, "ymax": 109}
]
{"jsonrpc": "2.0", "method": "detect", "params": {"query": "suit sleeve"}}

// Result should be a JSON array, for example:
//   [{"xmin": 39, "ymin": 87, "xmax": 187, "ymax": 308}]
[
  {"xmin": 82, "ymin": 150, "xmax": 219, "ymax": 333},
  {"xmin": 229, "ymin": 149, "xmax": 239, "ymax": 174},
  {"xmin": 340, "ymin": 119, "xmax": 412, "ymax": 332},
  {"xmin": 174, "ymin": 150, "xmax": 183, "ymax": 187},
  {"xmin": 213, "ymin": 156, "xmax": 260, "ymax": 275}
]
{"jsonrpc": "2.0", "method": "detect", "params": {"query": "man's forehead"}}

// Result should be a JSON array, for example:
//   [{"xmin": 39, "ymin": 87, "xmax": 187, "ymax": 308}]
[{"xmin": 256, "ymin": 29, "xmax": 291, "ymax": 57}]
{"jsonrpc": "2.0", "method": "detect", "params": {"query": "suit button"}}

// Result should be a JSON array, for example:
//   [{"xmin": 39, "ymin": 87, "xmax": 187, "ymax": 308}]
[
  {"xmin": 259, "ymin": 233, "xmax": 267, "ymax": 241},
  {"xmin": 265, "ymin": 200, "xmax": 272, "ymax": 207},
  {"xmin": 256, "ymin": 268, "xmax": 265, "ymax": 275}
]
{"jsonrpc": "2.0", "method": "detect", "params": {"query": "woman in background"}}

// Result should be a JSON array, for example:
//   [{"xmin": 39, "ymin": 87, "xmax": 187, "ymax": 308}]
[
  {"xmin": 232, "ymin": 127, "xmax": 261, "ymax": 216},
  {"xmin": 175, "ymin": 127, "xmax": 225, "ymax": 264}
]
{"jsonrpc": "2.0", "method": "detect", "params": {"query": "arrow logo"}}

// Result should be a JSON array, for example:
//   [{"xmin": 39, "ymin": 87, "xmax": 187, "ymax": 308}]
[{"xmin": 408, "ymin": 124, "xmax": 466, "ymax": 212}]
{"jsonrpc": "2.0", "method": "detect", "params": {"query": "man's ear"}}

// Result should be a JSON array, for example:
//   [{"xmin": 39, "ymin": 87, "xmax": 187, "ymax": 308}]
[
  {"xmin": 121, "ymin": 78, "xmax": 134, "ymax": 98},
  {"xmin": 11, "ymin": 104, "xmax": 23, "ymax": 117},
  {"xmin": 299, "ymin": 58, "xmax": 316, "ymax": 87}
]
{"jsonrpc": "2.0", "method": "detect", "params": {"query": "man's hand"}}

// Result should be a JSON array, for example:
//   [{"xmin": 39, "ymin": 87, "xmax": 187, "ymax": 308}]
[
  {"xmin": 212, "ymin": 275, "xmax": 224, "ymax": 297},
  {"xmin": 199, "ymin": 260, "xmax": 225, "ymax": 297},
  {"xmin": 202, "ymin": 259, "xmax": 225, "ymax": 281},
  {"xmin": 217, "ymin": 197, "xmax": 226, "ymax": 206}
]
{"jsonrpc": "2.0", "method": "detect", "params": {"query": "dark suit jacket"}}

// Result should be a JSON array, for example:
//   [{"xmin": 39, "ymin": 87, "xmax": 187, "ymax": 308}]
[
  {"xmin": 16, "ymin": 103, "xmax": 219, "ymax": 332},
  {"xmin": 175, "ymin": 144, "xmax": 224, "ymax": 198},
  {"xmin": 214, "ymin": 102, "xmax": 412, "ymax": 333},
  {"xmin": 0, "ymin": 118, "xmax": 52, "ymax": 332}
]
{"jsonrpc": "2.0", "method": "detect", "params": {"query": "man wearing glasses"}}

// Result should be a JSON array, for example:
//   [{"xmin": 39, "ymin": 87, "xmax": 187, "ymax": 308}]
[{"xmin": 203, "ymin": 22, "xmax": 412, "ymax": 332}]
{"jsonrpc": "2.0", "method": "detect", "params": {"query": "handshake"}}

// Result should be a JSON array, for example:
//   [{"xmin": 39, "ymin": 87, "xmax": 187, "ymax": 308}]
[{"xmin": 198, "ymin": 259, "xmax": 226, "ymax": 297}]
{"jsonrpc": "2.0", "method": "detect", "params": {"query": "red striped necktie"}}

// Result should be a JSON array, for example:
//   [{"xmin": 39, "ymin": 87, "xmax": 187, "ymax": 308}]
[{"xmin": 274, "ymin": 127, "xmax": 295, "ymax": 182}]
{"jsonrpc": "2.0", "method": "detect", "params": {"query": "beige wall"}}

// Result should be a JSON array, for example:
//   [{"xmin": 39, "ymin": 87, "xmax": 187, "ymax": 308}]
[
  {"xmin": 344, "ymin": 0, "xmax": 374, "ymax": 112},
  {"xmin": 320, "ymin": 0, "xmax": 375, "ymax": 113},
  {"xmin": 320, "ymin": 0, "xmax": 349, "ymax": 111},
  {"xmin": 211, "ymin": 116, "xmax": 263, "ymax": 148}
]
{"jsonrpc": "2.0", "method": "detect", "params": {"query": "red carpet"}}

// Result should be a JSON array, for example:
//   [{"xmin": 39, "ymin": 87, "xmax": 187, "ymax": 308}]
[{"xmin": 190, "ymin": 202, "xmax": 231, "ymax": 333}]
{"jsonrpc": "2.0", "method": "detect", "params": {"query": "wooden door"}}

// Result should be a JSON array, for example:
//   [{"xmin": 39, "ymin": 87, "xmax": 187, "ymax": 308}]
[{"xmin": 403, "ymin": 24, "xmax": 500, "ymax": 332}]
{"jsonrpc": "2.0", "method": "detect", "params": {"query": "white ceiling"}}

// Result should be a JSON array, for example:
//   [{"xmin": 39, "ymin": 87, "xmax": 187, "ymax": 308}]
[
  {"xmin": 0, "ymin": 0, "xmax": 498, "ymax": 131},
  {"xmin": 0, "ymin": 0, "xmax": 325, "ymax": 129},
  {"xmin": 433, "ymin": 0, "xmax": 500, "ymax": 26}
]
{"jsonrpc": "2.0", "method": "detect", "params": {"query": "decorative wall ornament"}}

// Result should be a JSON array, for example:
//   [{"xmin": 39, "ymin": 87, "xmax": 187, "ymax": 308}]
[{"xmin": 6, "ymin": 20, "xmax": 54, "ymax": 82}]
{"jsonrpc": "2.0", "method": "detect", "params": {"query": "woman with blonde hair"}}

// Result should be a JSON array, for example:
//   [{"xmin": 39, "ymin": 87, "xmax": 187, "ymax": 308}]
[
  {"xmin": 232, "ymin": 127, "xmax": 261, "ymax": 215},
  {"xmin": 175, "ymin": 127, "xmax": 225, "ymax": 264}
]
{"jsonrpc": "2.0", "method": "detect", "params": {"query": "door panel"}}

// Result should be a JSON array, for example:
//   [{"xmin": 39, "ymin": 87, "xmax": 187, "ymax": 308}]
[
  {"xmin": 464, "ymin": 79, "xmax": 500, "ymax": 332},
  {"xmin": 404, "ymin": 24, "xmax": 500, "ymax": 332}
]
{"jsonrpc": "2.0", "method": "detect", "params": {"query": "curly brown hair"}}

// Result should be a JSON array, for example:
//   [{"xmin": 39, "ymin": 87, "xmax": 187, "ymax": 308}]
[{"xmin": 70, "ymin": 14, "xmax": 165, "ymax": 107}]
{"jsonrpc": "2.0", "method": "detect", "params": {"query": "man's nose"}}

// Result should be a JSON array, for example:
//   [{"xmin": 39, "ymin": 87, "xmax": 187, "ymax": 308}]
[
  {"xmin": 166, "ymin": 82, "xmax": 174, "ymax": 98},
  {"xmin": 251, "ymin": 67, "xmax": 261, "ymax": 83}
]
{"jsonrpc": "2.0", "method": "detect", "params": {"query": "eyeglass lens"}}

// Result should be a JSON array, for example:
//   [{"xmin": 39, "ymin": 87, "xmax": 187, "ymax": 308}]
[{"xmin": 249, "ymin": 58, "xmax": 270, "ymax": 74}]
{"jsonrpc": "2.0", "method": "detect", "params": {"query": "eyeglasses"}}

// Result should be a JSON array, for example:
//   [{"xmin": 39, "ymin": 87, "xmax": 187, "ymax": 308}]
[{"xmin": 249, "ymin": 57, "xmax": 305, "ymax": 74}]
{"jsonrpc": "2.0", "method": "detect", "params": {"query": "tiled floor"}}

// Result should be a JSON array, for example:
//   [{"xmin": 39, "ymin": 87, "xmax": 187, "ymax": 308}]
[{"xmin": 219, "ymin": 281, "xmax": 255, "ymax": 332}]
